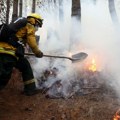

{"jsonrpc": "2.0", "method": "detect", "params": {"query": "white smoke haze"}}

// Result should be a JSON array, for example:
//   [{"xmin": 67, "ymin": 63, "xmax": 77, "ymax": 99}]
[
  {"xmin": 26, "ymin": 0, "xmax": 120, "ymax": 97},
  {"xmin": 80, "ymin": 0, "xmax": 120, "ymax": 95}
]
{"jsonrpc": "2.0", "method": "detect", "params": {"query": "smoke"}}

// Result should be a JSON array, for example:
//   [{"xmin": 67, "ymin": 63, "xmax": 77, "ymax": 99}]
[
  {"xmin": 34, "ymin": 0, "xmax": 73, "ymax": 71},
  {"xmin": 80, "ymin": 0, "xmax": 120, "ymax": 95},
  {"xmin": 29, "ymin": 0, "xmax": 120, "ymax": 97}
]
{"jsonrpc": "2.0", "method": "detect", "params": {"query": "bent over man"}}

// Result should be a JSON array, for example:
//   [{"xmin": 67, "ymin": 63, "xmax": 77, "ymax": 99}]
[{"xmin": 0, "ymin": 13, "xmax": 43, "ymax": 96}]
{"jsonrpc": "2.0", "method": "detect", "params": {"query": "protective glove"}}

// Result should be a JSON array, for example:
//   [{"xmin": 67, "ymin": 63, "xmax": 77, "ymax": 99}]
[{"xmin": 35, "ymin": 51, "xmax": 43, "ymax": 58}]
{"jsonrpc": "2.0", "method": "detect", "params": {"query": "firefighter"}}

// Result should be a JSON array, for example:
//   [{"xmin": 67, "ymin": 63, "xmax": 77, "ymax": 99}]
[{"xmin": 0, "ymin": 13, "xmax": 44, "ymax": 96}]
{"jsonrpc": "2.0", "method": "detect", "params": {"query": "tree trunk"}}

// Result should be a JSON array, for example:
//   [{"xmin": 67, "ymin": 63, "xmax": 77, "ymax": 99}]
[
  {"xmin": 6, "ymin": 0, "xmax": 10, "ymax": 24},
  {"xmin": 93, "ymin": 0, "xmax": 96, "ymax": 5},
  {"xmin": 59, "ymin": 0, "xmax": 64, "ymax": 21},
  {"xmin": 32, "ymin": 0, "xmax": 36, "ymax": 13},
  {"xmin": 71, "ymin": 0, "xmax": 81, "ymax": 20},
  {"xmin": 19, "ymin": 0, "xmax": 22, "ymax": 17},
  {"xmin": 0, "ymin": 0, "xmax": 6, "ymax": 23},
  {"xmin": 108, "ymin": 0, "xmax": 119, "ymax": 24},
  {"xmin": 12, "ymin": 0, "xmax": 18, "ymax": 22},
  {"xmin": 54, "ymin": 0, "xmax": 56, "ymax": 4}
]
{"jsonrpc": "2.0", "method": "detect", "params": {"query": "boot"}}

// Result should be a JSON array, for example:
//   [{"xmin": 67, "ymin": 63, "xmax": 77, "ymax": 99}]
[{"xmin": 23, "ymin": 89, "xmax": 42, "ymax": 96}]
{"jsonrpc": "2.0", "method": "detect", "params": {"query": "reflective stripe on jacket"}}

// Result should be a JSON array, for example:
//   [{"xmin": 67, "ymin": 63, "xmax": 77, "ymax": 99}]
[{"xmin": 0, "ymin": 42, "xmax": 17, "ymax": 58}]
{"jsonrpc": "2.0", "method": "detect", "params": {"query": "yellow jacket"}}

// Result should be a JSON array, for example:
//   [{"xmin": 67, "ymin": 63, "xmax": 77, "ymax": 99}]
[
  {"xmin": 16, "ymin": 22, "xmax": 41, "ymax": 54},
  {"xmin": 0, "ymin": 18, "xmax": 41, "ymax": 56}
]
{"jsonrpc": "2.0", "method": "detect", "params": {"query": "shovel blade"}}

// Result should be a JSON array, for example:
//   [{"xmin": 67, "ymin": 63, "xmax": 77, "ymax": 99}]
[{"xmin": 72, "ymin": 52, "xmax": 88, "ymax": 63}]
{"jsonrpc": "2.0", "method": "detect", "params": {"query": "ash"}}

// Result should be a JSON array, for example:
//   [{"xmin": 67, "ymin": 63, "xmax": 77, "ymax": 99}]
[{"xmin": 36, "ymin": 67, "xmax": 106, "ymax": 99}]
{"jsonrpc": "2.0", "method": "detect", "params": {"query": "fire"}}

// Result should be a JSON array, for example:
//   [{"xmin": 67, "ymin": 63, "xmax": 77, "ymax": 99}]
[
  {"xmin": 113, "ymin": 109, "xmax": 120, "ymax": 120},
  {"xmin": 88, "ymin": 58, "xmax": 97, "ymax": 72}
]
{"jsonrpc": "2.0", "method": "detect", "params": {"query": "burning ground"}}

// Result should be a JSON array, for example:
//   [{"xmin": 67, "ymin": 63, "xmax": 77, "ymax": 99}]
[
  {"xmin": 1, "ymin": 49, "xmax": 120, "ymax": 120},
  {"xmin": 0, "ymin": 67, "xmax": 120, "ymax": 120}
]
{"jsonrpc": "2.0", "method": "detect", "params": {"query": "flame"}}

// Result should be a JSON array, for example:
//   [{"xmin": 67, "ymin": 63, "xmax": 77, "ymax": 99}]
[
  {"xmin": 113, "ymin": 118, "xmax": 118, "ymax": 120},
  {"xmin": 113, "ymin": 115, "xmax": 120, "ymax": 120},
  {"xmin": 88, "ymin": 58, "xmax": 97, "ymax": 72},
  {"xmin": 113, "ymin": 109, "xmax": 120, "ymax": 120}
]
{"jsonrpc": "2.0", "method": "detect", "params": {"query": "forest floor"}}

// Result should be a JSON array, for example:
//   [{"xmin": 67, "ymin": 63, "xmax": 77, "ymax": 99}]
[{"xmin": 0, "ymin": 70, "xmax": 120, "ymax": 120}]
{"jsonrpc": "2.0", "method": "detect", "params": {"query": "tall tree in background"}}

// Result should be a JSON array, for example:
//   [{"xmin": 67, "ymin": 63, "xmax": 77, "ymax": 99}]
[
  {"xmin": 108, "ymin": 0, "xmax": 119, "ymax": 24},
  {"xmin": 71, "ymin": 0, "xmax": 81, "ymax": 20},
  {"xmin": 32, "ymin": 0, "xmax": 36, "ymax": 13},
  {"xmin": 6, "ymin": 0, "xmax": 10, "ymax": 24},
  {"xmin": 0, "ymin": 0, "xmax": 12, "ymax": 24},
  {"xmin": 0, "ymin": 0, "xmax": 6, "ymax": 23},
  {"xmin": 12, "ymin": 0, "xmax": 18, "ymax": 22},
  {"xmin": 93, "ymin": 0, "xmax": 97, "ymax": 5},
  {"xmin": 19, "ymin": 0, "xmax": 23, "ymax": 17},
  {"xmin": 59, "ymin": 0, "xmax": 64, "ymax": 21},
  {"xmin": 69, "ymin": 0, "xmax": 81, "ymax": 52},
  {"xmin": 54, "ymin": 0, "xmax": 56, "ymax": 4}
]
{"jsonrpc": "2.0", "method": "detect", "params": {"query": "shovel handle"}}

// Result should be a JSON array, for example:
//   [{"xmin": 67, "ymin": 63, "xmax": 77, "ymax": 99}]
[
  {"xmin": 25, "ymin": 52, "xmax": 88, "ymax": 62},
  {"xmin": 44, "ymin": 54, "xmax": 72, "ymax": 60},
  {"xmin": 25, "ymin": 53, "xmax": 72, "ymax": 60}
]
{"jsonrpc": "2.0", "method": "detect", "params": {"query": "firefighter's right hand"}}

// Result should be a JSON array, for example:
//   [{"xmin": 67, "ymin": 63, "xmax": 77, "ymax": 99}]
[{"xmin": 35, "ymin": 51, "xmax": 43, "ymax": 58}]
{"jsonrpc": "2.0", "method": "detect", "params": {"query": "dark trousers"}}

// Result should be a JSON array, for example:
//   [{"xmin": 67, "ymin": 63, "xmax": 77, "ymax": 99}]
[
  {"xmin": 15, "ymin": 57, "xmax": 36, "ymax": 92},
  {"xmin": 0, "ymin": 54, "xmax": 36, "ymax": 91},
  {"xmin": 0, "ymin": 54, "xmax": 16, "ymax": 90}
]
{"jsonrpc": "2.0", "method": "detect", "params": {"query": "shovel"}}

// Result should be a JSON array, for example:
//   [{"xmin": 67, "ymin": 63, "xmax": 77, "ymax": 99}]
[{"xmin": 25, "ymin": 52, "xmax": 88, "ymax": 63}]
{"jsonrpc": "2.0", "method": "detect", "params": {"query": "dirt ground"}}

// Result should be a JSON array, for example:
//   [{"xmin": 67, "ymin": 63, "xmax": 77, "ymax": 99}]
[{"xmin": 0, "ymin": 71, "xmax": 120, "ymax": 120}]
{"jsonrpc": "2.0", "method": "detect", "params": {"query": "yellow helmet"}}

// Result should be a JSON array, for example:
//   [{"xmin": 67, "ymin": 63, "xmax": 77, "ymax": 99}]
[{"xmin": 27, "ymin": 13, "xmax": 43, "ymax": 27}]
